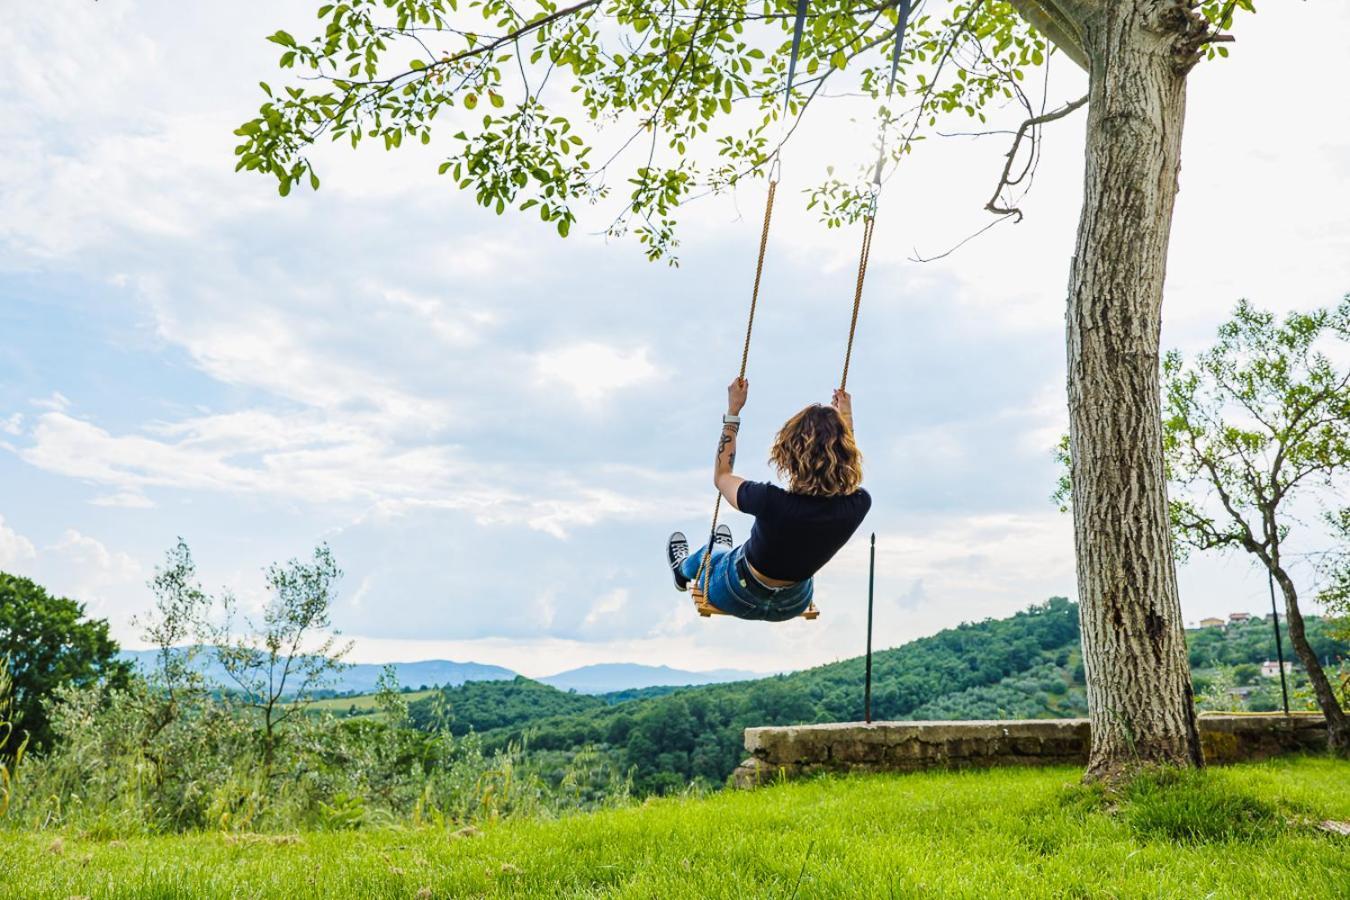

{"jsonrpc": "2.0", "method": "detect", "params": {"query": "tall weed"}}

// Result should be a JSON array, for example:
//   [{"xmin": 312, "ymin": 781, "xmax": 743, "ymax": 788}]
[{"xmin": 4, "ymin": 677, "xmax": 632, "ymax": 836}]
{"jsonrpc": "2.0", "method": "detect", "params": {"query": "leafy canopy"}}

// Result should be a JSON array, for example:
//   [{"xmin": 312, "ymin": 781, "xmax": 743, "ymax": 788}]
[
  {"xmin": 1162, "ymin": 298, "xmax": 1350, "ymax": 561},
  {"xmin": 235, "ymin": 0, "xmax": 1058, "ymax": 262},
  {"xmin": 236, "ymin": 1, "xmax": 1249, "ymax": 261},
  {"xmin": 0, "ymin": 572, "xmax": 131, "ymax": 753}
]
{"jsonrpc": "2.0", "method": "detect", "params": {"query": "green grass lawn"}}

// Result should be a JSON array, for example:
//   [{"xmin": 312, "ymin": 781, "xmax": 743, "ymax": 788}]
[{"xmin": 6, "ymin": 756, "xmax": 1348, "ymax": 898}]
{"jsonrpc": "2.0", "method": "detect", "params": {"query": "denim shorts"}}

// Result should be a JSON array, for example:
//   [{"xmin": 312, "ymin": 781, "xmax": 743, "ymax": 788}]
[{"xmin": 702, "ymin": 545, "xmax": 814, "ymax": 622}]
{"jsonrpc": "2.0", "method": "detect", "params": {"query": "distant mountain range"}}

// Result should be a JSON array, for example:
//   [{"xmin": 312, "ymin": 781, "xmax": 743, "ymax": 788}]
[
  {"xmin": 119, "ymin": 650, "xmax": 516, "ymax": 693},
  {"xmin": 540, "ymin": 663, "xmax": 762, "ymax": 693},
  {"xmin": 119, "ymin": 650, "xmax": 762, "ymax": 696}
]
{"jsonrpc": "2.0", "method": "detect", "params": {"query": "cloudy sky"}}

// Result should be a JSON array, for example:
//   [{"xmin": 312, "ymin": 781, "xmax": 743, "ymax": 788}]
[{"xmin": 2, "ymin": 3, "xmax": 1347, "ymax": 677}]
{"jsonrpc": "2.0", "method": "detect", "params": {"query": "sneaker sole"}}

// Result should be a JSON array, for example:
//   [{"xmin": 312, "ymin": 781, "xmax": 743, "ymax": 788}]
[{"xmin": 668, "ymin": 532, "xmax": 690, "ymax": 592}]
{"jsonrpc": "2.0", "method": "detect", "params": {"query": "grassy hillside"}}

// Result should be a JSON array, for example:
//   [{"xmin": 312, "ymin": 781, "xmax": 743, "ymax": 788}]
[
  {"xmin": 1188, "ymin": 614, "xmax": 1345, "ymax": 668},
  {"xmin": 8, "ymin": 757, "xmax": 1347, "ymax": 898},
  {"xmin": 307, "ymin": 689, "xmax": 439, "ymax": 717},
  {"xmin": 401, "ymin": 598, "xmax": 1347, "ymax": 795},
  {"xmin": 409, "ymin": 597, "xmax": 1084, "ymax": 793},
  {"xmin": 408, "ymin": 676, "xmax": 609, "ymax": 735}
]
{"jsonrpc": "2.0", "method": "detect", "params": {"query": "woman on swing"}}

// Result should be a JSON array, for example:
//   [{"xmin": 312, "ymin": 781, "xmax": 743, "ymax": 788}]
[{"xmin": 667, "ymin": 377, "xmax": 871, "ymax": 621}]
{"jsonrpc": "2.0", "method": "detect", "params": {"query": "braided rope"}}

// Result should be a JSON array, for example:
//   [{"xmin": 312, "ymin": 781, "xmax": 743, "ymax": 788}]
[
  {"xmin": 693, "ymin": 176, "xmax": 779, "ymax": 599},
  {"xmin": 840, "ymin": 213, "xmax": 876, "ymax": 392}
]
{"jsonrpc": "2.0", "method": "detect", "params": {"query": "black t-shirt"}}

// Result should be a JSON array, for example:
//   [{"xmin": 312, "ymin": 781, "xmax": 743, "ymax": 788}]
[{"xmin": 735, "ymin": 481, "xmax": 872, "ymax": 582}]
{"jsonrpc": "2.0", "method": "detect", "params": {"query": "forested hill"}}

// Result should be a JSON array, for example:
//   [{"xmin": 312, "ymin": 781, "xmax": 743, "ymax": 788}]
[{"xmin": 411, "ymin": 597, "xmax": 1085, "ymax": 793}]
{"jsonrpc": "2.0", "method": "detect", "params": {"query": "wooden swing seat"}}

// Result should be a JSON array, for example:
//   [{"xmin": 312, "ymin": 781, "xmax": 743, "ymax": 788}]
[{"xmin": 690, "ymin": 586, "xmax": 820, "ymax": 620}]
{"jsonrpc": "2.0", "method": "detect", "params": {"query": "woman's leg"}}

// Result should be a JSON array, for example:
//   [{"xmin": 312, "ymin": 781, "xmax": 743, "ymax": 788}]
[{"xmin": 679, "ymin": 544, "xmax": 729, "ymax": 585}]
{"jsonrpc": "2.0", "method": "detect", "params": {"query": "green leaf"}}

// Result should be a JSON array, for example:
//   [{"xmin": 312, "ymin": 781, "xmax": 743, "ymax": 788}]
[
  {"xmin": 464, "ymin": 93, "xmax": 478, "ymax": 110},
  {"xmin": 267, "ymin": 30, "xmax": 297, "ymax": 48},
  {"xmin": 410, "ymin": 59, "xmax": 427, "ymax": 71}
]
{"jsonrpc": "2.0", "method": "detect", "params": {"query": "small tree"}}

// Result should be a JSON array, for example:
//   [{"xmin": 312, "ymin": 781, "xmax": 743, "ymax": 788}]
[
  {"xmin": 1318, "ymin": 508, "xmax": 1350, "ymax": 707},
  {"xmin": 0, "ymin": 656, "xmax": 27, "ymax": 817},
  {"xmin": 0, "ymin": 572, "xmax": 131, "ymax": 753},
  {"xmin": 136, "ymin": 539, "xmax": 214, "ymax": 720},
  {"xmin": 1163, "ymin": 298, "xmax": 1350, "ymax": 754},
  {"xmin": 204, "ymin": 545, "xmax": 352, "ymax": 777},
  {"xmin": 373, "ymin": 664, "xmax": 411, "ymax": 727}
]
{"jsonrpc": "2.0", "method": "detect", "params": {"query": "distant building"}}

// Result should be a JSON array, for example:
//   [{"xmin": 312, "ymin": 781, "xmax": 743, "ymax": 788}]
[
  {"xmin": 1198, "ymin": 617, "xmax": 1225, "ymax": 629},
  {"xmin": 1228, "ymin": 612, "xmax": 1252, "ymax": 625},
  {"xmin": 1261, "ymin": 660, "xmax": 1293, "ymax": 678}
]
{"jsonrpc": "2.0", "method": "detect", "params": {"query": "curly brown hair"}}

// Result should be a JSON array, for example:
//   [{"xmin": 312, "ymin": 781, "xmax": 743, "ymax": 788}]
[{"xmin": 769, "ymin": 404, "xmax": 863, "ymax": 497}]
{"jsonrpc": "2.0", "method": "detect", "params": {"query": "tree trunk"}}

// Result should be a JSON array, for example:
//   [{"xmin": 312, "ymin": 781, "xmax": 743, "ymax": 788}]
[
  {"xmin": 1272, "ymin": 564, "xmax": 1349, "ymax": 755},
  {"xmin": 1066, "ymin": 0, "xmax": 1203, "ymax": 779}
]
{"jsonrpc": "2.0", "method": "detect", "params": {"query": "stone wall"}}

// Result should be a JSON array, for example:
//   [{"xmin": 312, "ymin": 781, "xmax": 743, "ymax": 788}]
[{"xmin": 732, "ymin": 713, "xmax": 1327, "ymax": 788}]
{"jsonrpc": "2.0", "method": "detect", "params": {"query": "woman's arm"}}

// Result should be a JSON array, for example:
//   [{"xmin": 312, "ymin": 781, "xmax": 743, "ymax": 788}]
[
  {"xmin": 715, "ymin": 377, "xmax": 748, "ymax": 508},
  {"xmin": 833, "ymin": 388, "xmax": 854, "ymax": 432}
]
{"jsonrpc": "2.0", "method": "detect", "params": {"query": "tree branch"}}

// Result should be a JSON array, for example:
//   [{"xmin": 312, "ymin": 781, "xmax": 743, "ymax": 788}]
[{"xmin": 985, "ymin": 92, "xmax": 1086, "ymax": 220}]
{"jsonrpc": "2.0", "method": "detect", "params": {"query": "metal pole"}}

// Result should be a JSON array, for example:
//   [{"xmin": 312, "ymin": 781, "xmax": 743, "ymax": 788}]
[
  {"xmin": 1267, "ymin": 569, "xmax": 1291, "ymax": 716},
  {"xmin": 865, "ymin": 532, "xmax": 876, "ymax": 723}
]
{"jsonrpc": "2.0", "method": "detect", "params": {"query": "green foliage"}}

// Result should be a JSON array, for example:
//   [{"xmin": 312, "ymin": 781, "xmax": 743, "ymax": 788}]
[
  {"xmin": 449, "ymin": 598, "xmax": 1082, "ymax": 792},
  {"xmin": 1163, "ymin": 298, "xmax": 1350, "ymax": 731},
  {"xmin": 1186, "ymin": 614, "xmax": 1345, "ymax": 669},
  {"xmin": 233, "ymin": 0, "xmax": 1071, "ymax": 261},
  {"xmin": 909, "ymin": 659, "xmax": 1086, "ymax": 720},
  {"xmin": 371, "ymin": 664, "xmax": 411, "ymax": 726},
  {"xmin": 1163, "ymin": 297, "xmax": 1350, "ymax": 558},
  {"xmin": 0, "ymin": 657, "xmax": 28, "ymax": 817},
  {"xmin": 235, "ymin": 1, "xmax": 1257, "ymax": 260},
  {"xmin": 4, "ymin": 671, "xmax": 629, "ymax": 836},
  {"xmin": 408, "ymin": 676, "xmax": 606, "ymax": 735},
  {"xmin": 413, "ymin": 604, "xmax": 1342, "ymax": 793},
  {"xmin": 143, "ymin": 541, "xmax": 353, "ymax": 778},
  {"xmin": 0, "ymin": 572, "xmax": 131, "ymax": 754},
  {"xmin": 7, "ymin": 758, "xmax": 1348, "ymax": 897}
]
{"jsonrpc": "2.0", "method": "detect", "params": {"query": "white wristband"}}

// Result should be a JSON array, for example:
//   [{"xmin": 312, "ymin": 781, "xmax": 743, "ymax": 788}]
[{"xmin": 722, "ymin": 414, "xmax": 741, "ymax": 426}]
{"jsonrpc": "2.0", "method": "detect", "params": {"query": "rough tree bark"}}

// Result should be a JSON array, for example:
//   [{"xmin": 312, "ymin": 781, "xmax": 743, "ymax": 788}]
[
  {"xmin": 1057, "ymin": 0, "xmax": 1210, "ymax": 778},
  {"xmin": 1269, "ymin": 557, "xmax": 1349, "ymax": 754}
]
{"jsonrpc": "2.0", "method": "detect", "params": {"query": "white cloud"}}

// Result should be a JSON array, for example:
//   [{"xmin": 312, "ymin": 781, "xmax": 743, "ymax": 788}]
[
  {"xmin": 31, "ymin": 392, "xmax": 70, "ymax": 412},
  {"xmin": 0, "ymin": 414, "xmax": 22, "ymax": 436},
  {"xmin": 19, "ymin": 407, "xmax": 705, "ymax": 539},
  {"xmin": 374, "ymin": 286, "xmax": 499, "ymax": 347},
  {"xmin": 533, "ymin": 342, "xmax": 662, "ymax": 407},
  {"xmin": 582, "ymin": 587, "xmax": 629, "ymax": 629},
  {"xmin": 0, "ymin": 515, "xmax": 37, "ymax": 568},
  {"xmin": 0, "ymin": 521, "xmax": 144, "ymax": 632},
  {"xmin": 90, "ymin": 492, "xmax": 156, "ymax": 509},
  {"xmin": 42, "ymin": 530, "xmax": 145, "ymax": 630}
]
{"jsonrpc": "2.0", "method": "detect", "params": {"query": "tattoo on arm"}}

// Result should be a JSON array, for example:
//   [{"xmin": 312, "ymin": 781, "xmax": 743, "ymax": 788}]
[{"xmin": 716, "ymin": 423, "xmax": 739, "ymax": 471}]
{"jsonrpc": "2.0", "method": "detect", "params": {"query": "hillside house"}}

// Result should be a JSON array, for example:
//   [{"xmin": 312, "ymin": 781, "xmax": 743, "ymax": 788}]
[
  {"xmin": 1198, "ymin": 617, "xmax": 1226, "ymax": 629},
  {"xmin": 1262, "ymin": 660, "xmax": 1293, "ymax": 678},
  {"xmin": 1228, "ymin": 612, "xmax": 1252, "ymax": 625}
]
